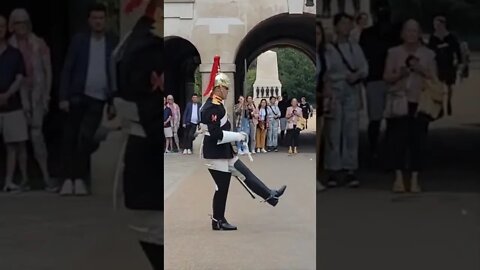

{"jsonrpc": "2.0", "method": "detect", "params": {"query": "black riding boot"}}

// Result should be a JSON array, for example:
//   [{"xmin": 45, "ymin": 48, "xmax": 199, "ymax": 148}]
[
  {"xmin": 139, "ymin": 242, "xmax": 163, "ymax": 270},
  {"xmin": 232, "ymin": 160, "xmax": 287, "ymax": 206},
  {"xmin": 208, "ymin": 169, "xmax": 237, "ymax": 231}
]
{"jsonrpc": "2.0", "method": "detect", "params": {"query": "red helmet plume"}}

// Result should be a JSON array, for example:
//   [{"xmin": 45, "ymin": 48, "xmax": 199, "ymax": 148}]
[{"xmin": 203, "ymin": 55, "xmax": 221, "ymax": 97}]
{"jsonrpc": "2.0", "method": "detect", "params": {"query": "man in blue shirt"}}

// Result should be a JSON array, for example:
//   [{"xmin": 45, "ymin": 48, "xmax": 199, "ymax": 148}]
[
  {"xmin": 182, "ymin": 93, "xmax": 201, "ymax": 154},
  {"xmin": 58, "ymin": 3, "xmax": 119, "ymax": 196}
]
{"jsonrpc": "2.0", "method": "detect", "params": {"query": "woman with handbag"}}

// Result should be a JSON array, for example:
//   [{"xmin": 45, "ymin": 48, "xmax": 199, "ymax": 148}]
[
  {"xmin": 286, "ymin": 98, "xmax": 303, "ymax": 155},
  {"xmin": 323, "ymin": 13, "xmax": 368, "ymax": 188},
  {"xmin": 246, "ymin": 96, "xmax": 259, "ymax": 153},
  {"xmin": 234, "ymin": 96, "xmax": 250, "ymax": 155},
  {"xmin": 255, "ymin": 99, "xmax": 268, "ymax": 153},
  {"xmin": 384, "ymin": 19, "xmax": 437, "ymax": 193},
  {"xmin": 266, "ymin": 96, "xmax": 281, "ymax": 152}
]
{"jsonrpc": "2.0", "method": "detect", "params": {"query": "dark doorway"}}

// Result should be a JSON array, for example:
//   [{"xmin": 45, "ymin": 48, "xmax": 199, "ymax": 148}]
[
  {"xmin": 164, "ymin": 36, "xmax": 201, "ymax": 110},
  {"xmin": 164, "ymin": 36, "xmax": 201, "ymax": 150}
]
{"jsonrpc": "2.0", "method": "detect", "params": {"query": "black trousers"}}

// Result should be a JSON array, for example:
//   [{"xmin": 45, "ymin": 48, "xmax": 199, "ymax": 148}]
[
  {"xmin": 387, "ymin": 103, "xmax": 429, "ymax": 172},
  {"xmin": 139, "ymin": 242, "xmax": 163, "ymax": 270},
  {"xmin": 323, "ymin": 0, "xmax": 331, "ymax": 13},
  {"xmin": 183, "ymin": 123, "xmax": 197, "ymax": 150},
  {"xmin": 208, "ymin": 169, "xmax": 231, "ymax": 221},
  {"xmin": 124, "ymin": 135, "xmax": 163, "ymax": 210},
  {"xmin": 286, "ymin": 126, "xmax": 300, "ymax": 147},
  {"xmin": 62, "ymin": 95, "xmax": 105, "ymax": 181}
]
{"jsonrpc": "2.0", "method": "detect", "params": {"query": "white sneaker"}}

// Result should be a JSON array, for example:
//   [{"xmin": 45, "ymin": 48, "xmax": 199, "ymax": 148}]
[
  {"xmin": 238, "ymin": 149, "xmax": 244, "ymax": 155},
  {"xmin": 187, "ymin": 149, "xmax": 192, "ymax": 155},
  {"xmin": 183, "ymin": 149, "xmax": 188, "ymax": 155},
  {"xmin": 256, "ymin": 148, "xmax": 260, "ymax": 153},
  {"xmin": 59, "ymin": 179, "xmax": 73, "ymax": 196},
  {"xmin": 261, "ymin": 148, "xmax": 267, "ymax": 153},
  {"xmin": 74, "ymin": 179, "xmax": 88, "ymax": 196}
]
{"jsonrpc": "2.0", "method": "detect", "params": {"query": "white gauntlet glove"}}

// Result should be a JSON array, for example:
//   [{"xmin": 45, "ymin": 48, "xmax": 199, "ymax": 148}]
[{"xmin": 217, "ymin": 131, "xmax": 248, "ymax": 144}]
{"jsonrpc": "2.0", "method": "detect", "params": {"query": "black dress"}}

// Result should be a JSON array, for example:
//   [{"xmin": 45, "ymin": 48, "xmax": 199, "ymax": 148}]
[{"xmin": 428, "ymin": 33, "xmax": 462, "ymax": 86}]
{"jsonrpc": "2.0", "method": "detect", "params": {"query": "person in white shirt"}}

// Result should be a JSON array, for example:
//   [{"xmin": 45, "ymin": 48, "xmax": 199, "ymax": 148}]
[
  {"xmin": 266, "ymin": 96, "xmax": 281, "ymax": 152},
  {"xmin": 255, "ymin": 98, "xmax": 268, "ymax": 153},
  {"xmin": 182, "ymin": 93, "xmax": 201, "ymax": 154},
  {"xmin": 324, "ymin": 13, "xmax": 368, "ymax": 188}
]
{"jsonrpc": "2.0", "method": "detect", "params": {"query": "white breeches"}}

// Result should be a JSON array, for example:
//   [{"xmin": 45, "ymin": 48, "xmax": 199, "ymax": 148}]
[{"xmin": 205, "ymin": 156, "xmax": 239, "ymax": 173}]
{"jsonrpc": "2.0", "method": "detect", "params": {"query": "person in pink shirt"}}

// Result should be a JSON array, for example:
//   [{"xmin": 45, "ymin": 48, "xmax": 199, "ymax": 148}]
[
  {"xmin": 9, "ymin": 8, "xmax": 56, "ymax": 192},
  {"xmin": 166, "ymin": 95, "xmax": 181, "ymax": 152}
]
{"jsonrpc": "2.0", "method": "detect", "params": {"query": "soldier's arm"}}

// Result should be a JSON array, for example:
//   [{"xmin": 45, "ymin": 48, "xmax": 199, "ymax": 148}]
[
  {"xmin": 137, "ymin": 93, "xmax": 163, "ymax": 148},
  {"xmin": 203, "ymin": 107, "xmax": 224, "ymax": 141}
]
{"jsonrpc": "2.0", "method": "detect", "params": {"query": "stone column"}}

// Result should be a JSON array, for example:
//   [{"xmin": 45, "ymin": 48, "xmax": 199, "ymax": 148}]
[{"xmin": 199, "ymin": 62, "xmax": 236, "ymax": 125}]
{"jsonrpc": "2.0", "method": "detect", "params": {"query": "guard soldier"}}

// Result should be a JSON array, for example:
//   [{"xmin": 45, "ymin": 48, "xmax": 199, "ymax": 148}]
[
  {"xmin": 201, "ymin": 56, "xmax": 287, "ymax": 231},
  {"xmin": 114, "ymin": 0, "xmax": 163, "ymax": 269}
]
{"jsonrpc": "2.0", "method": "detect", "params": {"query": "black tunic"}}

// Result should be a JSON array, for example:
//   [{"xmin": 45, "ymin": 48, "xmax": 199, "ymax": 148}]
[
  {"xmin": 201, "ymin": 97, "xmax": 235, "ymax": 159},
  {"xmin": 115, "ymin": 15, "xmax": 163, "ymax": 211}
]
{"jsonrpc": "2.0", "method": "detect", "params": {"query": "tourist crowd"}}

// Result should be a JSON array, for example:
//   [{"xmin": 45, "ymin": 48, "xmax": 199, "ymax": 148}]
[
  {"xmin": 164, "ymin": 92, "xmax": 314, "ymax": 156},
  {"xmin": 316, "ymin": 3, "xmax": 470, "ymax": 192},
  {"xmin": 1, "ymin": 4, "xmax": 118, "ymax": 195}
]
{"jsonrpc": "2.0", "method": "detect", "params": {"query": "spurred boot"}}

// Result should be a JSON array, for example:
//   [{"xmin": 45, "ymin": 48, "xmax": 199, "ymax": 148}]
[
  {"xmin": 208, "ymin": 169, "xmax": 237, "ymax": 231},
  {"xmin": 232, "ymin": 160, "xmax": 286, "ymax": 206}
]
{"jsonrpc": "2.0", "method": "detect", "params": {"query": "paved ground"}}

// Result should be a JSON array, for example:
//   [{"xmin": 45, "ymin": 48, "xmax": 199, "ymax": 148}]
[
  {"xmin": 0, "ymin": 194, "xmax": 151, "ymax": 270},
  {"xmin": 0, "ymin": 127, "xmax": 152, "ymax": 269},
  {"xmin": 317, "ymin": 191, "xmax": 480, "ymax": 270},
  {"xmin": 164, "ymin": 125, "xmax": 317, "ymax": 270}
]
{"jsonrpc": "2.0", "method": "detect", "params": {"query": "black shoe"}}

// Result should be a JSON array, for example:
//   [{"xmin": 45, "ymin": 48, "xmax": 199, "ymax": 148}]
[
  {"xmin": 265, "ymin": 185, "xmax": 287, "ymax": 207},
  {"xmin": 345, "ymin": 174, "xmax": 360, "ymax": 188},
  {"xmin": 274, "ymin": 147, "xmax": 278, "ymax": 152},
  {"xmin": 275, "ymin": 185, "xmax": 287, "ymax": 197},
  {"xmin": 212, "ymin": 218, "xmax": 237, "ymax": 231},
  {"xmin": 233, "ymin": 160, "xmax": 287, "ymax": 206}
]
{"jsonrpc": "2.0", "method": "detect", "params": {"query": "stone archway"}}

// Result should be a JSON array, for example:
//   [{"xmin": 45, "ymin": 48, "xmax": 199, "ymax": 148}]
[
  {"xmin": 164, "ymin": 36, "xmax": 201, "ymax": 112},
  {"xmin": 234, "ymin": 12, "xmax": 316, "ymax": 100}
]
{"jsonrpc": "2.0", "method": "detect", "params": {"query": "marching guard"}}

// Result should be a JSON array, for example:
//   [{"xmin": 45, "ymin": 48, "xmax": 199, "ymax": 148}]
[
  {"xmin": 200, "ymin": 56, "xmax": 287, "ymax": 231},
  {"xmin": 114, "ymin": 0, "xmax": 164, "ymax": 269}
]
